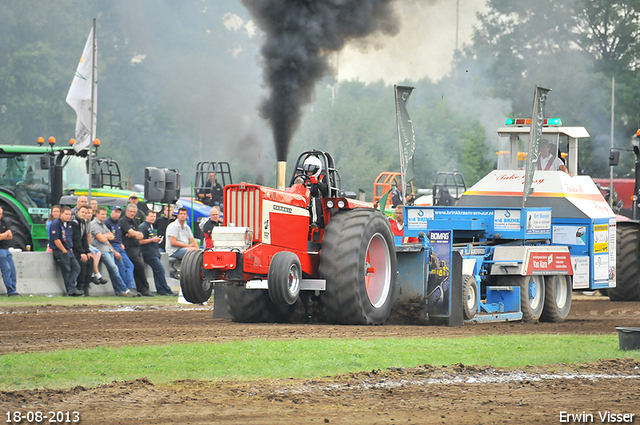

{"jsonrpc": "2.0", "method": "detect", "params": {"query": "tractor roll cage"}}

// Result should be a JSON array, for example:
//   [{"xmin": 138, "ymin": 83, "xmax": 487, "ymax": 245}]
[
  {"xmin": 194, "ymin": 161, "xmax": 233, "ymax": 196},
  {"xmin": 289, "ymin": 150, "xmax": 342, "ymax": 197}
]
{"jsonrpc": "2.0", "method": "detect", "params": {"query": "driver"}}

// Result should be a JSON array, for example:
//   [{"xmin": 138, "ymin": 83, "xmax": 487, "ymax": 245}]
[{"xmin": 302, "ymin": 156, "xmax": 328, "ymax": 228}]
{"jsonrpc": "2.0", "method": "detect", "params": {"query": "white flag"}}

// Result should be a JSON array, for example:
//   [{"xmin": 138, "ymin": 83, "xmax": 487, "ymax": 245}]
[{"xmin": 66, "ymin": 27, "xmax": 96, "ymax": 152}]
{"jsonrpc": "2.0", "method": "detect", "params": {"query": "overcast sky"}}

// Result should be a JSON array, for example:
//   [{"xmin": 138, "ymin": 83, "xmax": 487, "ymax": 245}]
[{"xmin": 337, "ymin": 0, "xmax": 487, "ymax": 84}]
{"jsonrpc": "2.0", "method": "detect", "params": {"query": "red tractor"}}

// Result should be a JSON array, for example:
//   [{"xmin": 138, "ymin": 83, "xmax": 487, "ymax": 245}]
[{"xmin": 180, "ymin": 150, "xmax": 397, "ymax": 324}]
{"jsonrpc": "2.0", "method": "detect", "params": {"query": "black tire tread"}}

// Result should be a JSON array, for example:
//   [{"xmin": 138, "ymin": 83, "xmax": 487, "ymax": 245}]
[
  {"xmin": 609, "ymin": 224, "xmax": 640, "ymax": 301},
  {"xmin": 540, "ymin": 275, "xmax": 572, "ymax": 322},
  {"xmin": 0, "ymin": 203, "xmax": 30, "ymax": 249},
  {"xmin": 180, "ymin": 250, "xmax": 212, "ymax": 304},
  {"xmin": 319, "ymin": 209, "xmax": 396, "ymax": 325},
  {"xmin": 462, "ymin": 274, "xmax": 478, "ymax": 320},
  {"xmin": 226, "ymin": 285, "xmax": 295, "ymax": 323}
]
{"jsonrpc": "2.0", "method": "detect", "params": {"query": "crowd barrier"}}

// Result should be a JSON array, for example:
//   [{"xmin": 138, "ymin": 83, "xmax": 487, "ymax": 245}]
[{"xmin": 0, "ymin": 250, "xmax": 180, "ymax": 296}]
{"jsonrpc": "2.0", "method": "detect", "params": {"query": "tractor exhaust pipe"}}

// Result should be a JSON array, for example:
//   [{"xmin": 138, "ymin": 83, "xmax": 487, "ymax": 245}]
[{"xmin": 276, "ymin": 161, "xmax": 286, "ymax": 190}]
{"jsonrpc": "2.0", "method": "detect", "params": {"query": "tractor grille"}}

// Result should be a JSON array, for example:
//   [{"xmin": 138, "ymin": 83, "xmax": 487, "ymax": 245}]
[{"xmin": 224, "ymin": 185, "xmax": 262, "ymax": 242}]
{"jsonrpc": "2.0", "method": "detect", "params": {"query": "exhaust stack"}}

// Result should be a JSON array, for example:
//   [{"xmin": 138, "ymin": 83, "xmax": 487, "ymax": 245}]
[{"xmin": 276, "ymin": 161, "xmax": 286, "ymax": 190}]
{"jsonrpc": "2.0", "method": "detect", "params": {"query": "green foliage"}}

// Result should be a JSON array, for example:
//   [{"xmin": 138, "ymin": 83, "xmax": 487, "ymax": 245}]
[{"xmin": 1, "ymin": 335, "xmax": 636, "ymax": 390}]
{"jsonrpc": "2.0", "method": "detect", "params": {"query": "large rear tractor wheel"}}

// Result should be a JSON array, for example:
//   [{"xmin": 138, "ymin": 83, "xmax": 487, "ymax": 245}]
[
  {"xmin": 609, "ymin": 224, "xmax": 640, "ymax": 301},
  {"xmin": 268, "ymin": 251, "xmax": 301, "ymax": 306},
  {"xmin": 540, "ymin": 275, "xmax": 572, "ymax": 322},
  {"xmin": 462, "ymin": 274, "xmax": 478, "ymax": 320},
  {"xmin": 226, "ymin": 285, "xmax": 295, "ymax": 323},
  {"xmin": 0, "ymin": 204, "xmax": 30, "ymax": 249},
  {"xmin": 319, "ymin": 209, "xmax": 396, "ymax": 325},
  {"xmin": 180, "ymin": 250, "xmax": 212, "ymax": 304}
]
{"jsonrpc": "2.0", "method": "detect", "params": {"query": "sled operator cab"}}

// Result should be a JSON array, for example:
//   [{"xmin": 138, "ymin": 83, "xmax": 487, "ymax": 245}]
[{"xmin": 457, "ymin": 118, "xmax": 617, "ymax": 301}]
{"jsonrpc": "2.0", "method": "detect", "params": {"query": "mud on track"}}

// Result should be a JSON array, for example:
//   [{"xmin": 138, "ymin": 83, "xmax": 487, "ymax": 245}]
[{"xmin": 1, "ymin": 296, "xmax": 640, "ymax": 424}]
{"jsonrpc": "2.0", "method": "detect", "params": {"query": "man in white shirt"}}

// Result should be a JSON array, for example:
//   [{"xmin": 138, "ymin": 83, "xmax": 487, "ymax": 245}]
[
  {"xmin": 537, "ymin": 139, "xmax": 570, "ymax": 174},
  {"xmin": 165, "ymin": 208, "xmax": 199, "ymax": 259}
]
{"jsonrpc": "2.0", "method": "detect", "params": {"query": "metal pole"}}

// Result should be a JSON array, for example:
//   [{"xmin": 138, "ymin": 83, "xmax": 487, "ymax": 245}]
[
  {"xmin": 88, "ymin": 18, "xmax": 97, "ymax": 203},
  {"xmin": 609, "ymin": 76, "xmax": 615, "ymax": 208}
]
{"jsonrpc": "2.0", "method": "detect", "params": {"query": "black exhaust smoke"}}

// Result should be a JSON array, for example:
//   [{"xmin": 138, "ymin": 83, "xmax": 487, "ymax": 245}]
[{"xmin": 241, "ymin": 0, "xmax": 399, "ymax": 161}]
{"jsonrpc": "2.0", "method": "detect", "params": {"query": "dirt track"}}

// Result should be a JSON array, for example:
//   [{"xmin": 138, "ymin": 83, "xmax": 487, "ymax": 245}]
[{"xmin": 1, "ymin": 296, "xmax": 640, "ymax": 424}]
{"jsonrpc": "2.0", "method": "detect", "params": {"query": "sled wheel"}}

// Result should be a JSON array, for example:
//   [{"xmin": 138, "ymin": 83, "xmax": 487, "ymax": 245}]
[
  {"xmin": 462, "ymin": 274, "xmax": 478, "ymax": 320},
  {"xmin": 540, "ymin": 275, "xmax": 572, "ymax": 322}
]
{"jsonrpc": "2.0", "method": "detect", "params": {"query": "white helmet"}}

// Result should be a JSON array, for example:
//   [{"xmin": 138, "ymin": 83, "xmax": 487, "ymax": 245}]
[{"xmin": 303, "ymin": 156, "xmax": 322, "ymax": 179}]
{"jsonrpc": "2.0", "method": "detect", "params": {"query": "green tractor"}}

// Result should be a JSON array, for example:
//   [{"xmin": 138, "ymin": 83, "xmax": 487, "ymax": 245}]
[{"xmin": 0, "ymin": 141, "xmax": 129, "ymax": 251}]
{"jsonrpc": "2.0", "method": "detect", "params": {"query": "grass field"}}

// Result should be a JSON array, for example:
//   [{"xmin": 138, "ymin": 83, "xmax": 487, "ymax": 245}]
[{"xmin": 1, "ymin": 334, "xmax": 639, "ymax": 391}]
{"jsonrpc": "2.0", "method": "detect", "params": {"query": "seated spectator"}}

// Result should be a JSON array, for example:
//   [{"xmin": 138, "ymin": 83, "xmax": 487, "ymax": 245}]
[
  {"xmin": 139, "ymin": 210, "xmax": 175, "ymax": 295},
  {"xmin": 390, "ymin": 205, "xmax": 419, "ymax": 244},
  {"xmin": 49, "ymin": 206, "xmax": 82, "ymax": 296},
  {"xmin": 165, "ymin": 207, "xmax": 199, "ymax": 260},
  {"xmin": 105, "ymin": 206, "xmax": 138, "ymax": 296},
  {"xmin": 202, "ymin": 206, "xmax": 222, "ymax": 249},
  {"xmin": 90, "ymin": 207, "xmax": 136, "ymax": 297},
  {"xmin": 0, "ymin": 206, "xmax": 20, "ymax": 296},
  {"xmin": 198, "ymin": 173, "xmax": 223, "ymax": 207}
]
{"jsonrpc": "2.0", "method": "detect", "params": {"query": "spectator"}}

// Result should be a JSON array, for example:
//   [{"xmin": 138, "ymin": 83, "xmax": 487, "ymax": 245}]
[
  {"xmin": 127, "ymin": 193, "xmax": 147, "ymax": 224},
  {"xmin": 198, "ymin": 172, "xmax": 223, "ymax": 206},
  {"xmin": 202, "ymin": 206, "xmax": 221, "ymax": 249},
  {"xmin": 155, "ymin": 205, "xmax": 173, "ymax": 251},
  {"xmin": 70, "ymin": 206, "xmax": 98, "ymax": 296},
  {"xmin": 90, "ymin": 207, "xmax": 136, "ymax": 297},
  {"xmin": 46, "ymin": 205, "xmax": 60, "ymax": 253},
  {"xmin": 120, "ymin": 204, "xmax": 154, "ymax": 296},
  {"xmin": 139, "ymin": 210, "xmax": 175, "ymax": 295},
  {"xmin": 49, "ymin": 206, "xmax": 82, "ymax": 296},
  {"xmin": 46, "ymin": 205, "xmax": 60, "ymax": 236},
  {"xmin": 390, "ymin": 205, "xmax": 419, "ymax": 244},
  {"xmin": 90, "ymin": 198, "xmax": 98, "ymax": 215},
  {"xmin": 391, "ymin": 181, "xmax": 414, "ymax": 208},
  {"xmin": 165, "ymin": 207, "xmax": 199, "ymax": 260},
  {"xmin": 105, "ymin": 206, "xmax": 138, "ymax": 296},
  {"xmin": 0, "ymin": 206, "xmax": 20, "ymax": 296},
  {"xmin": 71, "ymin": 195, "xmax": 88, "ymax": 218}
]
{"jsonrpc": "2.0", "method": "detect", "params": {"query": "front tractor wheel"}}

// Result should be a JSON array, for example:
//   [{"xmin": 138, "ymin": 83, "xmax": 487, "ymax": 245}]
[
  {"xmin": 180, "ymin": 250, "xmax": 212, "ymax": 304},
  {"xmin": 268, "ymin": 251, "xmax": 301, "ymax": 306},
  {"xmin": 319, "ymin": 209, "xmax": 397, "ymax": 325}
]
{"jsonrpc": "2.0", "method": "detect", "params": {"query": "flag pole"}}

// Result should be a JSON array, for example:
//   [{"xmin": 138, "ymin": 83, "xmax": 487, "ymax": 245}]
[
  {"xmin": 88, "ymin": 18, "xmax": 97, "ymax": 203},
  {"xmin": 394, "ymin": 85, "xmax": 406, "ymax": 203}
]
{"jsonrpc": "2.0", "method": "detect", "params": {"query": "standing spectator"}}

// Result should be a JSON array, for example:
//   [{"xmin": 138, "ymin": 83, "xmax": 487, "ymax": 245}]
[
  {"xmin": 69, "ymin": 206, "xmax": 97, "ymax": 296},
  {"xmin": 90, "ymin": 198, "xmax": 98, "ymax": 215},
  {"xmin": 49, "ymin": 206, "xmax": 82, "ymax": 296},
  {"xmin": 71, "ymin": 195, "xmax": 88, "ymax": 218},
  {"xmin": 46, "ymin": 205, "xmax": 60, "ymax": 236},
  {"xmin": 202, "ymin": 206, "xmax": 221, "ymax": 249},
  {"xmin": 127, "ymin": 193, "xmax": 147, "ymax": 224},
  {"xmin": 90, "ymin": 207, "xmax": 136, "ymax": 297},
  {"xmin": 120, "ymin": 204, "xmax": 154, "ymax": 296},
  {"xmin": 0, "ymin": 206, "xmax": 20, "ymax": 296},
  {"xmin": 139, "ymin": 210, "xmax": 175, "ymax": 295},
  {"xmin": 105, "ymin": 206, "xmax": 138, "ymax": 295},
  {"xmin": 165, "ymin": 207, "xmax": 199, "ymax": 260},
  {"xmin": 46, "ymin": 205, "xmax": 60, "ymax": 253},
  {"xmin": 155, "ymin": 205, "xmax": 173, "ymax": 252}
]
